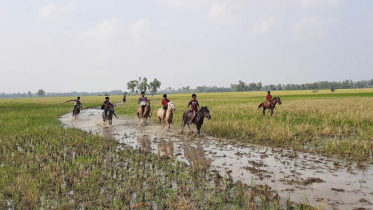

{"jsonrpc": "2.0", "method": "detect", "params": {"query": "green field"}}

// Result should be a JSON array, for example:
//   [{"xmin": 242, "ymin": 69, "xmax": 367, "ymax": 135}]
[
  {"xmin": 0, "ymin": 94, "xmax": 285, "ymax": 208},
  {"xmin": 1, "ymin": 89, "xmax": 372, "ymax": 208},
  {"xmin": 119, "ymin": 89, "xmax": 373, "ymax": 160}
]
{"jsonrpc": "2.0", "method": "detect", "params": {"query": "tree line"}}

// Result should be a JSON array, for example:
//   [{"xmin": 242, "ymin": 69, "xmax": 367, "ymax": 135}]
[
  {"xmin": 1, "ymin": 79, "xmax": 372, "ymax": 98},
  {"xmin": 0, "ymin": 89, "xmax": 124, "ymax": 98}
]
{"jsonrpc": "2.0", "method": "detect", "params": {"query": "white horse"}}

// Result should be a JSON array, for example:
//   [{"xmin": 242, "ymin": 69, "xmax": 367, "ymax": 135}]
[{"xmin": 156, "ymin": 102, "xmax": 176, "ymax": 129}]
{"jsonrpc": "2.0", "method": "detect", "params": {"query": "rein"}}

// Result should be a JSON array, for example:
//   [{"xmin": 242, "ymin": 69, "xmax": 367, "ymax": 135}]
[{"xmin": 197, "ymin": 110, "xmax": 206, "ymax": 118}]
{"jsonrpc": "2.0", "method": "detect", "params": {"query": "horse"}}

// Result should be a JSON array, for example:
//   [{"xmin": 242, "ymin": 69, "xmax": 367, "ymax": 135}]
[
  {"xmin": 136, "ymin": 100, "xmax": 151, "ymax": 124},
  {"xmin": 73, "ymin": 104, "xmax": 81, "ymax": 119},
  {"xmin": 156, "ymin": 102, "xmax": 176, "ymax": 129},
  {"xmin": 102, "ymin": 104, "xmax": 115, "ymax": 125},
  {"xmin": 258, "ymin": 97, "xmax": 282, "ymax": 116},
  {"xmin": 181, "ymin": 106, "xmax": 211, "ymax": 134}
]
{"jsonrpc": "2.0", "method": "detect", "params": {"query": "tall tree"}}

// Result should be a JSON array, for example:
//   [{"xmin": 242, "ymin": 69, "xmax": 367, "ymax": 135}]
[
  {"xmin": 127, "ymin": 80, "xmax": 138, "ymax": 93},
  {"xmin": 28, "ymin": 91, "xmax": 32, "ymax": 97},
  {"xmin": 149, "ymin": 78, "xmax": 161, "ymax": 95},
  {"xmin": 37, "ymin": 89, "xmax": 46, "ymax": 97},
  {"xmin": 139, "ymin": 77, "xmax": 150, "ymax": 92}
]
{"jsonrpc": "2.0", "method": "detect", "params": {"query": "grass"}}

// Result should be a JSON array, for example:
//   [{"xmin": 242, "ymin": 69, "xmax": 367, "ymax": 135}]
[{"xmin": 0, "ymin": 97, "xmax": 287, "ymax": 208}]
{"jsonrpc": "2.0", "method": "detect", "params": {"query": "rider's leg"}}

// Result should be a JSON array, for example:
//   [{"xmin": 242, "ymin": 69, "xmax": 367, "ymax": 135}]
[
  {"xmin": 141, "ymin": 105, "xmax": 145, "ymax": 116},
  {"xmin": 188, "ymin": 110, "xmax": 196, "ymax": 124},
  {"xmin": 72, "ymin": 105, "xmax": 76, "ymax": 116},
  {"xmin": 163, "ymin": 107, "xmax": 167, "ymax": 121}
]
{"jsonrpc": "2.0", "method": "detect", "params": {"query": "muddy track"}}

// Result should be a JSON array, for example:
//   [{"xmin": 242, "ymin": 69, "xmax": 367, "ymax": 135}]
[{"xmin": 60, "ymin": 108, "xmax": 373, "ymax": 209}]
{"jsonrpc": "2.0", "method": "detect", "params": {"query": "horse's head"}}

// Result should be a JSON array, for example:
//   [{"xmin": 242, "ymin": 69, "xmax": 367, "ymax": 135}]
[
  {"xmin": 273, "ymin": 97, "xmax": 282, "ymax": 105},
  {"xmin": 199, "ymin": 106, "xmax": 211, "ymax": 119},
  {"xmin": 168, "ymin": 102, "xmax": 176, "ymax": 111},
  {"xmin": 146, "ymin": 100, "xmax": 150, "ymax": 106},
  {"xmin": 108, "ymin": 104, "xmax": 115, "ymax": 112}
]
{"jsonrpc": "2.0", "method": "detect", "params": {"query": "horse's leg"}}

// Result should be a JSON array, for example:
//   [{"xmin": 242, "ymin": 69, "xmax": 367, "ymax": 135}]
[
  {"xmin": 181, "ymin": 122, "xmax": 186, "ymax": 133},
  {"xmin": 263, "ymin": 108, "xmax": 266, "ymax": 116},
  {"xmin": 271, "ymin": 108, "xmax": 273, "ymax": 116},
  {"xmin": 196, "ymin": 124, "xmax": 202, "ymax": 134}
]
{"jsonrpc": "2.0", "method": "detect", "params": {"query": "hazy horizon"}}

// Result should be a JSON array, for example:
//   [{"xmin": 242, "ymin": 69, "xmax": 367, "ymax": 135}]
[{"xmin": 1, "ymin": 0, "xmax": 372, "ymax": 93}]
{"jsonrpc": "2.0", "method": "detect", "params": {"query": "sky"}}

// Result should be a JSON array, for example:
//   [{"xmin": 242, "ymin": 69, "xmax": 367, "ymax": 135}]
[{"xmin": 0, "ymin": 0, "xmax": 372, "ymax": 93}]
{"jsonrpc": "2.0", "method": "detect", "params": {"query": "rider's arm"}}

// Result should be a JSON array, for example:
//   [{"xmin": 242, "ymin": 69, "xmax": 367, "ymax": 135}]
[{"xmin": 65, "ymin": 99, "xmax": 75, "ymax": 103}]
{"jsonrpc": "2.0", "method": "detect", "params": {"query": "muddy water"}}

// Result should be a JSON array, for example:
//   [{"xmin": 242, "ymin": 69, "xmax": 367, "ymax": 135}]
[{"xmin": 60, "ymin": 109, "xmax": 373, "ymax": 209}]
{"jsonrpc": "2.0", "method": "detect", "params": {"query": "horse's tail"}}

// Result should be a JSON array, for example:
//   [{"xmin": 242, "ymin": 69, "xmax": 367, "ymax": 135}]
[{"xmin": 258, "ymin": 103, "xmax": 263, "ymax": 108}]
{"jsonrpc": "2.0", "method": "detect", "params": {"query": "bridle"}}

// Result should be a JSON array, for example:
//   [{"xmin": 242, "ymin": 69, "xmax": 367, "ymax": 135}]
[{"xmin": 197, "ymin": 110, "xmax": 208, "ymax": 118}]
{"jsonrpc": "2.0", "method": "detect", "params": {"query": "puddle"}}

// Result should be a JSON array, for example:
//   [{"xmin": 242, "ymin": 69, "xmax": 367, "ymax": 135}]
[{"xmin": 60, "ymin": 109, "xmax": 373, "ymax": 209}]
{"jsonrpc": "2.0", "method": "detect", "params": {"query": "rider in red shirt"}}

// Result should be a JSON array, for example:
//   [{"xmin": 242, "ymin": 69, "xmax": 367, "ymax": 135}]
[
  {"xmin": 187, "ymin": 94, "xmax": 199, "ymax": 124},
  {"xmin": 161, "ymin": 94, "xmax": 170, "ymax": 121},
  {"xmin": 266, "ymin": 91, "xmax": 272, "ymax": 105}
]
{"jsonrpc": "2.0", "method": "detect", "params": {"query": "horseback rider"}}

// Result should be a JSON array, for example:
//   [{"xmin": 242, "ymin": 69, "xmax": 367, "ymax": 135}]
[
  {"xmin": 266, "ymin": 91, "xmax": 272, "ymax": 105},
  {"xmin": 101, "ymin": 96, "xmax": 113, "ymax": 117},
  {"xmin": 187, "ymin": 94, "xmax": 199, "ymax": 124},
  {"xmin": 122, "ymin": 93, "xmax": 126, "ymax": 103},
  {"xmin": 161, "ymin": 94, "xmax": 170, "ymax": 122},
  {"xmin": 65, "ymin": 96, "xmax": 81, "ymax": 116},
  {"xmin": 138, "ymin": 91, "xmax": 148, "ymax": 116}
]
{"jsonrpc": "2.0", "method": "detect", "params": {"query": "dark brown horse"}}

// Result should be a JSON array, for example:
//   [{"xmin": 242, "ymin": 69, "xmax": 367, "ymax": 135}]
[
  {"xmin": 258, "ymin": 97, "xmax": 282, "ymax": 116},
  {"xmin": 136, "ymin": 100, "xmax": 151, "ymax": 124},
  {"xmin": 181, "ymin": 106, "xmax": 211, "ymax": 134},
  {"xmin": 73, "ymin": 104, "xmax": 81, "ymax": 119}
]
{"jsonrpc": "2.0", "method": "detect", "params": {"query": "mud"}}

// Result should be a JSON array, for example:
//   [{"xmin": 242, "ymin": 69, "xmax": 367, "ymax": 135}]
[{"xmin": 60, "ymin": 109, "xmax": 373, "ymax": 209}]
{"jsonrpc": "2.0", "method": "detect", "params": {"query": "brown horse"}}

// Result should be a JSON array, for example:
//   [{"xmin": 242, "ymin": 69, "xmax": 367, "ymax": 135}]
[
  {"xmin": 258, "ymin": 97, "xmax": 282, "ymax": 116},
  {"xmin": 137, "ymin": 100, "xmax": 151, "ymax": 124},
  {"xmin": 181, "ymin": 106, "xmax": 211, "ymax": 134},
  {"xmin": 156, "ymin": 102, "xmax": 175, "ymax": 129}
]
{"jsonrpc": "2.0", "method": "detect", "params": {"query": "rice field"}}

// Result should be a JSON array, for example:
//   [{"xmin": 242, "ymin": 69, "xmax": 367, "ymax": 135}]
[
  {"xmin": 118, "ymin": 89, "xmax": 373, "ymax": 160},
  {"xmin": 0, "ymin": 96, "xmax": 291, "ymax": 209},
  {"xmin": 0, "ymin": 88, "xmax": 372, "ymax": 208}
]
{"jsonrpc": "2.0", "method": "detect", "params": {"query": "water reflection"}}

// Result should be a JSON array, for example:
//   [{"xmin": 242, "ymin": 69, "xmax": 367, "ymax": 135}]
[
  {"xmin": 157, "ymin": 140, "xmax": 174, "ymax": 158},
  {"xmin": 184, "ymin": 142, "xmax": 212, "ymax": 170},
  {"xmin": 137, "ymin": 136, "xmax": 151, "ymax": 152}
]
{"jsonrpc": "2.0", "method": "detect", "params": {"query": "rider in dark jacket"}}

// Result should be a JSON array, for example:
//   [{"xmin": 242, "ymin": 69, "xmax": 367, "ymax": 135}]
[{"xmin": 101, "ymin": 97, "xmax": 113, "ymax": 117}]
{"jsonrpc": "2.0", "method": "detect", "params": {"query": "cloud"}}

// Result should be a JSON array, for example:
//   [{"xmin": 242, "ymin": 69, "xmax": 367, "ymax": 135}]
[
  {"xmin": 208, "ymin": 2, "xmax": 226, "ymax": 18},
  {"xmin": 251, "ymin": 17, "xmax": 275, "ymax": 36},
  {"xmin": 294, "ymin": 17, "xmax": 338, "ymax": 39},
  {"xmin": 129, "ymin": 19, "xmax": 151, "ymax": 43},
  {"xmin": 301, "ymin": 0, "xmax": 340, "ymax": 8},
  {"xmin": 80, "ymin": 17, "xmax": 121, "ymax": 41},
  {"xmin": 38, "ymin": 1, "xmax": 77, "ymax": 21}
]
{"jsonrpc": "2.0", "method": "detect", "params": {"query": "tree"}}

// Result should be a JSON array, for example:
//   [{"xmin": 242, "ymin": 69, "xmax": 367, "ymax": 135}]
[
  {"xmin": 248, "ymin": 83, "xmax": 257, "ymax": 91},
  {"xmin": 127, "ymin": 80, "xmax": 138, "ymax": 93},
  {"xmin": 277, "ymin": 84, "xmax": 282, "ymax": 90},
  {"xmin": 236, "ymin": 80, "xmax": 247, "ymax": 91},
  {"xmin": 37, "ymin": 89, "xmax": 46, "ymax": 97},
  {"xmin": 256, "ymin": 82, "xmax": 262, "ymax": 90},
  {"xmin": 28, "ymin": 91, "xmax": 32, "ymax": 97},
  {"xmin": 149, "ymin": 78, "xmax": 161, "ymax": 95},
  {"xmin": 139, "ymin": 77, "xmax": 150, "ymax": 92}
]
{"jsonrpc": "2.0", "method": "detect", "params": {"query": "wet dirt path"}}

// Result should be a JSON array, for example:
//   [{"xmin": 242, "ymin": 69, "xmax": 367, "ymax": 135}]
[{"xmin": 60, "ymin": 109, "xmax": 373, "ymax": 209}]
